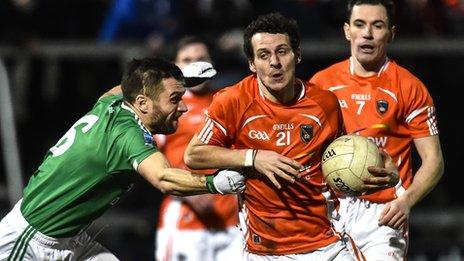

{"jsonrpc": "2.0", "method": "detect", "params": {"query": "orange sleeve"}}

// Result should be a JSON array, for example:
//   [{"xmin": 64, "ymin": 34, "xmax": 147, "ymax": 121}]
[{"xmin": 399, "ymin": 72, "xmax": 438, "ymax": 138}]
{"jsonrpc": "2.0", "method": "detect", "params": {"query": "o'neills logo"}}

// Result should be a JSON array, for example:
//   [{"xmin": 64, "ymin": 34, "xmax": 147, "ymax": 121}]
[{"xmin": 300, "ymin": 124, "xmax": 313, "ymax": 143}]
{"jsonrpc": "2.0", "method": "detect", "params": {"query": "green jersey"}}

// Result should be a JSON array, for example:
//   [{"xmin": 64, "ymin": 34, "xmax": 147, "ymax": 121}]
[{"xmin": 20, "ymin": 95, "xmax": 158, "ymax": 237}]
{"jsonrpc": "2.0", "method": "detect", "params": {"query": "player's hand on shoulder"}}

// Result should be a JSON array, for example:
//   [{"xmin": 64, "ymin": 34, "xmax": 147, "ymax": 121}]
[
  {"xmin": 252, "ymin": 150, "xmax": 303, "ymax": 189},
  {"xmin": 211, "ymin": 169, "xmax": 245, "ymax": 194},
  {"xmin": 362, "ymin": 150, "xmax": 399, "ymax": 195}
]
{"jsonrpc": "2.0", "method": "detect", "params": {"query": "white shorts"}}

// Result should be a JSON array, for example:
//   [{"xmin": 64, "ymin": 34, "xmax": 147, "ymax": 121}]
[
  {"xmin": 333, "ymin": 197, "xmax": 408, "ymax": 260},
  {"xmin": 243, "ymin": 240, "xmax": 354, "ymax": 261},
  {"xmin": 155, "ymin": 200, "xmax": 243, "ymax": 261},
  {"xmin": 0, "ymin": 200, "xmax": 119, "ymax": 261}
]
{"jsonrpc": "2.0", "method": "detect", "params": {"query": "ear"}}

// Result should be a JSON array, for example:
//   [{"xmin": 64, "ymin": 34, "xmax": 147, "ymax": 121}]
[
  {"xmin": 135, "ymin": 94, "xmax": 149, "ymax": 113},
  {"xmin": 295, "ymin": 48, "xmax": 302, "ymax": 64},
  {"xmin": 248, "ymin": 60, "xmax": 256, "ymax": 73},
  {"xmin": 344, "ymin": 22, "xmax": 351, "ymax": 41},
  {"xmin": 389, "ymin": 26, "xmax": 396, "ymax": 43}
]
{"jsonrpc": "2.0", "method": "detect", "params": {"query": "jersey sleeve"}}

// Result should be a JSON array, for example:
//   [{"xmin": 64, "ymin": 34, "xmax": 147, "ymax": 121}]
[
  {"xmin": 400, "ymin": 76, "xmax": 438, "ymax": 138},
  {"xmin": 307, "ymin": 71, "xmax": 323, "ymax": 87},
  {"xmin": 107, "ymin": 125, "xmax": 158, "ymax": 173},
  {"xmin": 196, "ymin": 89, "xmax": 239, "ymax": 147}
]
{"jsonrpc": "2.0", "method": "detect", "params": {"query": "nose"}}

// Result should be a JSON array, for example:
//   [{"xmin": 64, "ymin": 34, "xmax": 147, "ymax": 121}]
[
  {"xmin": 362, "ymin": 25, "xmax": 373, "ymax": 39},
  {"xmin": 270, "ymin": 53, "xmax": 281, "ymax": 68},
  {"xmin": 178, "ymin": 100, "xmax": 188, "ymax": 113}
]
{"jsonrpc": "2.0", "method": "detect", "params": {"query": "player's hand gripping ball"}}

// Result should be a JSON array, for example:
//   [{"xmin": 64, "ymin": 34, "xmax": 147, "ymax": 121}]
[{"xmin": 321, "ymin": 134, "xmax": 382, "ymax": 196}]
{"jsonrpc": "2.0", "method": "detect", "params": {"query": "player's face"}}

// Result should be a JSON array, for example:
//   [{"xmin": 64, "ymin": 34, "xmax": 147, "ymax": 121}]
[
  {"xmin": 175, "ymin": 42, "xmax": 212, "ymax": 93},
  {"xmin": 345, "ymin": 4, "xmax": 395, "ymax": 70},
  {"xmin": 248, "ymin": 33, "xmax": 299, "ymax": 99},
  {"xmin": 150, "ymin": 78, "xmax": 188, "ymax": 134}
]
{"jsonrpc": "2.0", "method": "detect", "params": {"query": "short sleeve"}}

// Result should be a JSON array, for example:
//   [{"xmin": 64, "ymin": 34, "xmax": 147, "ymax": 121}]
[
  {"xmin": 401, "ymin": 77, "xmax": 438, "ymax": 138},
  {"xmin": 107, "ymin": 125, "xmax": 158, "ymax": 172},
  {"xmin": 196, "ymin": 89, "xmax": 239, "ymax": 147}
]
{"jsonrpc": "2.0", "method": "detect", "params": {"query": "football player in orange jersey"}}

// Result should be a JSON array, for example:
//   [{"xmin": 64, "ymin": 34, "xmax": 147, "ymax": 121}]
[
  {"xmin": 309, "ymin": 0, "xmax": 445, "ymax": 260},
  {"xmin": 154, "ymin": 36, "xmax": 242, "ymax": 261},
  {"xmin": 185, "ymin": 12, "xmax": 399, "ymax": 260}
]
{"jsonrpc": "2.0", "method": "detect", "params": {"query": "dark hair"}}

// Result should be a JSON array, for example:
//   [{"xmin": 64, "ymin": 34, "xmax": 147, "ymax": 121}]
[
  {"xmin": 176, "ymin": 35, "xmax": 210, "ymax": 54},
  {"xmin": 243, "ymin": 12, "xmax": 300, "ymax": 60},
  {"xmin": 121, "ymin": 57, "xmax": 184, "ymax": 104},
  {"xmin": 347, "ymin": 0, "xmax": 395, "ymax": 28}
]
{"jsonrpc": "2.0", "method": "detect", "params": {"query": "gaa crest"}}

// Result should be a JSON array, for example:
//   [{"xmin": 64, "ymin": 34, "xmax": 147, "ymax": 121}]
[
  {"xmin": 300, "ymin": 124, "xmax": 313, "ymax": 143},
  {"xmin": 376, "ymin": 100, "xmax": 388, "ymax": 114}
]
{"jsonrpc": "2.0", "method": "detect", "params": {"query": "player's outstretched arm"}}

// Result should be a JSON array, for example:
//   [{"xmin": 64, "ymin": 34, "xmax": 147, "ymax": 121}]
[
  {"xmin": 138, "ymin": 151, "xmax": 245, "ymax": 196},
  {"xmin": 379, "ymin": 135, "xmax": 444, "ymax": 229},
  {"xmin": 361, "ymin": 150, "xmax": 400, "ymax": 194},
  {"xmin": 185, "ymin": 134, "xmax": 303, "ymax": 189}
]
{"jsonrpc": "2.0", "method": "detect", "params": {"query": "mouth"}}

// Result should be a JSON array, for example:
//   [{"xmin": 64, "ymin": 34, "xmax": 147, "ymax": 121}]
[
  {"xmin": 359, "ymin": 43, "xmax": 375, "ymax": 54},
  {"xmin": 271, "ymin": 72, "xmax": 284, "ymax": 81}
]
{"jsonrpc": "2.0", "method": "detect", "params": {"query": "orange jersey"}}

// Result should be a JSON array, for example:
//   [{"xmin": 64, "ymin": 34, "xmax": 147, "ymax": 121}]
[
  {"xmin": 309, "ymin": 58, "xmax": 438, "ymax": 203},
  {"xmin": 197, "ymin": 75, "xmax": 343, "ymax": 255},
  {"xmin": 156, "ymin": 91, "xmax": 238, "ymax": 230}
]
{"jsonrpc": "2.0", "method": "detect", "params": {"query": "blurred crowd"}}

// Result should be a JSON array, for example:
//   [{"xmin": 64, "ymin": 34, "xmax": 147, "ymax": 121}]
[{"xmin": 1, "ymin": 0, "xmax": 464, "ymax": 53}]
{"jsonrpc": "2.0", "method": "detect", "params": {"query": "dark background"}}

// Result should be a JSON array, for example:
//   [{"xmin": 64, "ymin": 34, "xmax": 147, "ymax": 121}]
[{"xmin": 1, "ymin": 0, "xmax": 463, "ymax": 260}]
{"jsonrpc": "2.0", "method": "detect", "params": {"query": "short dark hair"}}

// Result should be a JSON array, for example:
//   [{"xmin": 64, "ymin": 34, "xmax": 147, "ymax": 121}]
[
  {"xmin": 243, "ymin": 12, "xmax": 300, "ymax": 60},
  {"xmin": 121, "ymin": 57, "xmax": 184, "ymax": 104},
  {"xmin": 347, "ymin": 0, "xmax": 395, "ymax": 28},
  {"xmin": 175, "ymin": 35, "xmax": 209, "ymax": 55}
]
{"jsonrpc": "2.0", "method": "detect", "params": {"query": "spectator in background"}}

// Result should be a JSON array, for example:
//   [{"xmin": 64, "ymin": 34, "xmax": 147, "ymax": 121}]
[
  {"xmin": 155, "ymin": 36, "xmax": 242, "ymax": 261},
  {"xmin": 98, "ymin": 0, "xmax": 181, "ymax": 53}
]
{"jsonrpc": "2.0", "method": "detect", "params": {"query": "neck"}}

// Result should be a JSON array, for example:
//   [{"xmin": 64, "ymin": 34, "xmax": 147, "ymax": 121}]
[
  {"xmin": 123, "ymin": 101, "xmax": 154, "ymax": 133},
  {"xmin": 258, "ymin": 78, "xmax": 300, "ymax": 104},
  {"xmin": 351, "ymin": 56, "xmax": 388, "ymax": 77}
]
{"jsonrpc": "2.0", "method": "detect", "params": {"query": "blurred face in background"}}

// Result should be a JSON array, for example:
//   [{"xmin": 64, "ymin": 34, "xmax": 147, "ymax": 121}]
[
  {"xmin": 345, "ymin": 4, "xmax": 396, "ymax": 72},
  {"xmin": 175, "ymin": 42, "xmax": 212, "ymax": 94}
]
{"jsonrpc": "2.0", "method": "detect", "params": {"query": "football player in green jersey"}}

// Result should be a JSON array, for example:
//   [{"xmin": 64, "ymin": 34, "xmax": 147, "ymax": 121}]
[{"xmin": 0, "ymin": 57, "xmax": 244, "ymax": 260}]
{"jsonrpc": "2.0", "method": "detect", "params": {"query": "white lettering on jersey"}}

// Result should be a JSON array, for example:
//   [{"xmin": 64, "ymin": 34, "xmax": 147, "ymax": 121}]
[
  {"xmin": 248, "ymin": 130, "xmax": 270, "ymax": 140},
  {"xmin": 273, "ymin": 123, "xmax": 294, "ymax": 131},
  {"xmin": 351, "ymin": 93, "xmax": 371, "ymax": 101},
  {"xmin": 339, "ymin": 100, "xmax": 348, "ymax": 108},
  {"xmin": 367, "ymin": 136, "xmax": 388, "ymax": 147}
]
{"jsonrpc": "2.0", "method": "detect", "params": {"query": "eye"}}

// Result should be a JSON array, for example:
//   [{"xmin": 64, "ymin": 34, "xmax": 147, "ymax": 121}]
[
  {"xmin": 374, "ymin": 23, "xmax": 385, "ymax": 29},
  {"xmin": 354, "ymin": 21, "xmax": 364, "ymax": 28},
  {"xmin": 257, "ymin": 52, "xmax": 269, "ymax": 60},
  {"xmin": 277, "ymin": 48, "xmax": 288, "ymax": 55},
  {"xmin": 181, "ymin": 58, "xmax": 192, "ymax": 64}
]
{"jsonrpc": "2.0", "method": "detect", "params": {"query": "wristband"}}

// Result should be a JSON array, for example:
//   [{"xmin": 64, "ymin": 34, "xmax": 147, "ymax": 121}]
[
  {"xmin": 244, "ymin": 149, "xmax": 254, "ymax": 167},
  {"xmin": 206, "ymin": 175, "xmax": 218, "ymax": 194}
]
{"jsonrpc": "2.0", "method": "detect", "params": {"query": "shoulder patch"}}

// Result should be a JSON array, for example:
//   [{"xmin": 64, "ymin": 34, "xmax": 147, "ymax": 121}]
[{"xmin": 143, "ymin": 132, "xmax": 154, "ymax": 147}]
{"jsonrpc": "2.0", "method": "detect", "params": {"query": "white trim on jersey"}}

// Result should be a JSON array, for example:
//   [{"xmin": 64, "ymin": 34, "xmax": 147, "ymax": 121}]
[
  {"xmin": 132, "ymin": 159, "xmax": 139, "ymax": 171},
  {"xmin": 296, "ymin": 79, "xmax": 306, "ymax": 101},
  {"xmin": 427, "ymin": 106, "xmax": 439, "ymax": 135},
  {"xmin": 328, "ymin": 85, "xmax": 347, "ymax": 92},
  {"xmin": 242, "ymin": 115, "xmax": 269, "ymax": 128},
  {"xmin": 405, "ymin": 106, "xmax": 429, "ymax": 124},
  {"xmin": 299, "ymin": 114, "xmax": 322, "ymax": 127},
  {"xmin": 121, "ymin": 102, "xmax": 153, "ymax": 135},
  {"xmin": 377, "ymin": 59, "xmax": 390, "ymax": 77},
  {"xmin": 237, "ymin": 194, "xmax": 249, "ymax": 252},
  {"xmin": 198, "ymin": 117, "xmax": 227, "ymax": 144},
  {"xmin": 377, "ymin": 87, "xmax": 398, "ymax": 102}
]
